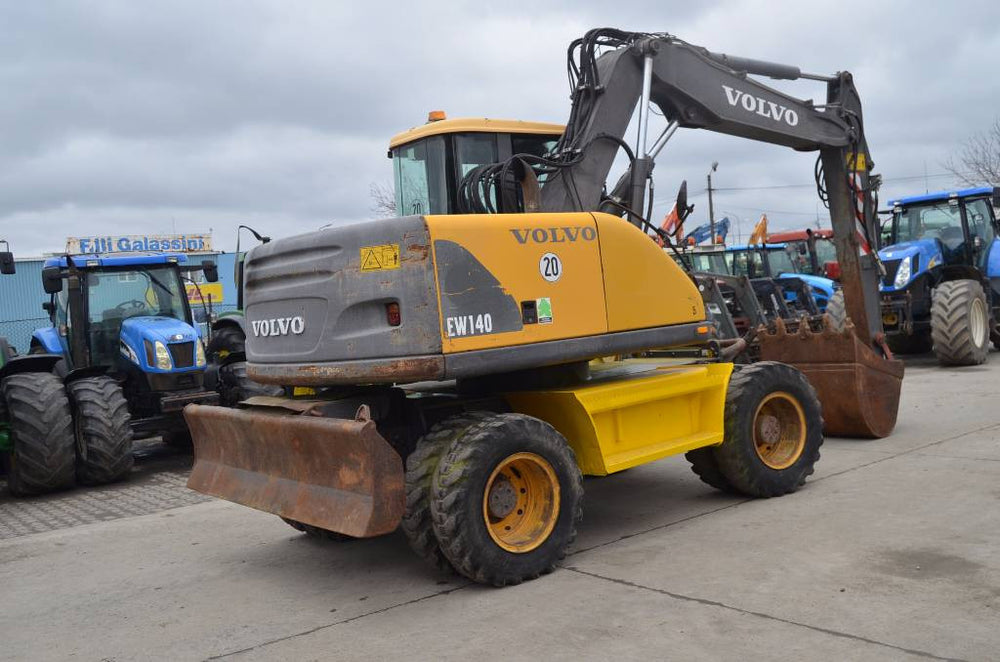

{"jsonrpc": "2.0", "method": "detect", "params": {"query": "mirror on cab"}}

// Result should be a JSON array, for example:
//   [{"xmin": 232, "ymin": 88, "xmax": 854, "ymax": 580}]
[
  {"xmin": 676, "ymin": 180, "xmax": 693, "ymax": 221},
  {"xmin": 42, "ymin": 266, "xmax": 63, "ymax": 294},
  {"xmin": 993, "ymin": 186, "xmax": 1000, "ymax": 209},
  {"xmin": 201, "ymin": 260, "xmax": 219, "ymax": 283},
  {"xmin": 0, "ymin": 251, "xmax": 14, "ymax": 275}
]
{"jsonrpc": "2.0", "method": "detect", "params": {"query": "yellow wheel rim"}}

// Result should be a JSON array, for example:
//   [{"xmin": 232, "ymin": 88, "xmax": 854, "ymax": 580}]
[
  {"xmin": 482, "ymin": 452, "xmax": 560, "ymax": 553},
  {"xmin": 753, "ymin": 392, "xmax": 807, "ymax": 470}
]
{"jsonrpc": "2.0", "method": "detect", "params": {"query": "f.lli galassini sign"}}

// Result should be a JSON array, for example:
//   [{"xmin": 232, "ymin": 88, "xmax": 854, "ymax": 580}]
[{"xmin": 66, "ymin": 234, "xmax": 212, "ymax": 254}]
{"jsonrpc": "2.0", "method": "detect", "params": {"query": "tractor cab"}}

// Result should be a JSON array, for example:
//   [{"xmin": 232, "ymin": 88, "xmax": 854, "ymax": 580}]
[
  {"xmin": 877, "ymin": 186, "xmax": 1000, "ymax": 361},
  {"xmin": 388, "ymin": 113, "xmax": 564, "ymax": 216},
  {"xmin": 767, "ymin": 228, "xmax": 840, "ymax": 280},
  {"xmin": 34, "ymin": 253, "xmax": 221, "ymax": 438},
  {"xmin": 881, "ymin": 188, "xmax": 999, "ymax": 286},
  {"xmin": 722, "ymin": 243, "xmax": 837, "ymax": 312}
]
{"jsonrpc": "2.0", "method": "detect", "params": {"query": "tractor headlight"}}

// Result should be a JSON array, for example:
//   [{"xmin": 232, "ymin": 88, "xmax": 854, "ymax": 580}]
[
  {"xmin": 893, "ymin": 257, "xmax": 912, "ymax": 289},
  {"xmin": 154, "ymin": 341, "xmax": 172, "ymax": 370},
  {"xmin": 195, "ymin": 341, "xmax": 207, "ymax": 367}
]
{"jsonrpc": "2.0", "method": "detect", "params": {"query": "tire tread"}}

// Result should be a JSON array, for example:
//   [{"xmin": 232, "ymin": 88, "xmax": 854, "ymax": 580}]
[{"xmin": 1, "ymin": 372, "xmax": 76, "ymax": 495}]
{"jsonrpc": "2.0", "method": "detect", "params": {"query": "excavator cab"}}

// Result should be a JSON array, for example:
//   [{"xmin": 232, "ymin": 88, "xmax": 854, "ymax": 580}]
[{"xmin": 388, "ymin": 113, "xmax": 563, "ymax": 216}]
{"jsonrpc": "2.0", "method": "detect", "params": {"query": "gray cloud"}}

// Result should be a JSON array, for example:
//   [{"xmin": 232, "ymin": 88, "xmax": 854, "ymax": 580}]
[{"xmin": 1, "ymin": 0, "xmax": 998, "ymax": 254}]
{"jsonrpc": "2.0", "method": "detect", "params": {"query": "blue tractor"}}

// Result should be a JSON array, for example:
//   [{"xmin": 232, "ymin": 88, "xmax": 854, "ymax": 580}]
[
  {"xmin": 715, "ymin": 243, "xmax": 837, "ymax": 312},
  {"xmin": 1, "ymin": 252, "xmax": 220, "ymax": 496},
  {"xmin": 876, "ymin": 187, "xmax": 1000, "ymax": 364}
]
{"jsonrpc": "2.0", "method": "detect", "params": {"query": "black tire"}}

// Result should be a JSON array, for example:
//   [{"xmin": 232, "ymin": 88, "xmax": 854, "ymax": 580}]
[
  {"xmin": 218, "ymin": 360, "xmax": 283, "ymax": 407},
  {"xmin": 930, "ymin": 279, "xmax": 990, "ymax": 366},
  {"xmin": 207, "ymin": 324, "xmax": 246, "ymax": 361},
  {"xmin": 402, "ymin": 411, "xmax": 492, "ymax": 572},
  {"xmin": 67, "ymin": 376, "xmax": 134, "ymax": 485},
  {"xmin": 430, "ymin": 413, "xmax": 583, "ymax": 586},
  {"xmin": 1, "ymin": 372, "xmax": 76, "ymax": 495},
  {"xmin": 712, "ymin": 362, "xmax": 823, "ymax": 498},
  {"xmin": 280, "ymin": 517, "xmax": 355, "ymax": 542},
  {"xmin": 886, "ymin": 332, "xmax": 932, "ymax": 355},
  {"xmin": 824, "ymin": 289, "xmax": 846, "ymax": 331},
  {"xmin": 684, "ymin": 447, "xmax": 737, "ymax": 494}
]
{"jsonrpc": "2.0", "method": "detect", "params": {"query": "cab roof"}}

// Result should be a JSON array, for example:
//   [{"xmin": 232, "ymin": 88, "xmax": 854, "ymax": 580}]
[
  {"xmin": 768, "ymin": 228, "xmax": 833, "ymax": 241},
  {"xmin": 890, "ymin": 187, "xmax": 994, "ymax": 207},
  {"xmin": 725, "ymin": 243, "xmax": 787, "ymax": 251},
  {"xmin": 389, "ymin": 117, "xmax": 565, "ymax": 150},
  {"xmin": 43, "ymin": 253, "xmax": 188, "ymax": 268}
]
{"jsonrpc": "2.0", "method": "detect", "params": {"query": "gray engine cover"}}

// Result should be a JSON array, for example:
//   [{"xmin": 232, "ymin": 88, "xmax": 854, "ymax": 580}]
[{"xmin": 243, "ymin": 216, "xmax": 442, "ymax": 368}]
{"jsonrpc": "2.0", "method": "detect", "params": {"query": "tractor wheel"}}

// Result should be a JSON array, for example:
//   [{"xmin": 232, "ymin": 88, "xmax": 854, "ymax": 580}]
[
  {"xmin": 886, "ymin": 332, "xmax": 932, "ymax": 355},
  {"xmin": 67, "ymin": 376, "xmax": 134, "ymax": 485},
  {"xmin": 207, "ymin": 325, "xmax": 246, "ymax": 362},
  {"xmin": 280, "ymin": 517, "xmax": 355, "ymax": 542},
  {"xmin": 824, "ymin": 289, "xmax": 846, "ymax": 331},
  {"xmin": 712, "ymin": 361, "xmax": 823, "ymax": 497},
  {"xmin": 402, "ymin": 411, "xmax": 492, "ymax": 572},
  {"xmin": 930, "ymin": 279, "xmax": 990, "ymax": 366},
  {"xmin": 0, "ymin": 373, "xmax": 76, "ymax": 495},
  {"xmin": 218, "ymin": 361, "xmax": 283, "ymax": 407},
  {"xmin": 685, "ymin": 448, "xmax": 737, "ymax": 494},
  {"xmin": 430, "ymin": 413, "xmax": 583, "ymax": 586}
]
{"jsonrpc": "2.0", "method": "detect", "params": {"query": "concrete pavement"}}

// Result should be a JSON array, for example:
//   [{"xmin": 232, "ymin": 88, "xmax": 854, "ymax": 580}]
[{"xmin": 1, "ymin": 355, "xmax": 997, "ymax": 661}]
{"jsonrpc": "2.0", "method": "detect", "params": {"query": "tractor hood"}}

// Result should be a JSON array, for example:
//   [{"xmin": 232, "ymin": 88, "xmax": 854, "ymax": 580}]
[
  {"xmin": 779, "ymin": 272, "xmax": 836, "ymax": 298},
  {"xmin": 878, "ymin": 239, "xmax": 942, "ymax": 292},
  {"xmin": 120, "ymin": 316, "xmax": 204, "ymax": 373}
]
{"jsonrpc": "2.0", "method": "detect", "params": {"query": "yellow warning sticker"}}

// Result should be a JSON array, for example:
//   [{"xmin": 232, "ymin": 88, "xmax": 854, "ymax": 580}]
[
  {"xmin": 360, "ymin": 244, "xmax": 400, "ymax": 272},
  {"xmin": 847, "ymin": 152, "xmax": 868, "ymax": 171}
]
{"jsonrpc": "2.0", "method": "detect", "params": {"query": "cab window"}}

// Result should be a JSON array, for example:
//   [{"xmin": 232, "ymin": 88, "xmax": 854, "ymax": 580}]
[{"xmin": 393, "ymin": 136, "xmax": 448, "ymax": 216}]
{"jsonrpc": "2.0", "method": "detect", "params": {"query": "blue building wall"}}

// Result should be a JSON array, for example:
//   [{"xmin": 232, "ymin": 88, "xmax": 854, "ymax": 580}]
[{"xmin": 0, "ymin": 252, "xmax": 239, "ymax": 355}]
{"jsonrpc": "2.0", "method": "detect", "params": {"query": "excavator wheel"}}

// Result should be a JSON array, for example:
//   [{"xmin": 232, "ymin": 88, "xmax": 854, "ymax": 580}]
[
  {"xmin": 430, "ymin": 413, "xmax": 583, "ymax": 586},
  {"xmin": 712, "ymin": 362, "xmax": 823, "ymax": 498},
  {"xmin": 685, "ymin": 449, "xmax": 737, "ymax": 494},
  {"xmin": 931, "ymin": 279, "xmax": 990, "ymax": 366},
  {"xmin": 402, "ymin": 411, "xmax": 492, "ymax": 572},
  {"xmin": 280, "ymin": 517, "xmax": 355, "ymax": 542}
]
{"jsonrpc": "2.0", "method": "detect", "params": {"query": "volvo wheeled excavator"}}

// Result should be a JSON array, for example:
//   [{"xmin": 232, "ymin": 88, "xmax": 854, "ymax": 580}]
[{"xmin": 184, "ymin": 29, "xmax": 902, "ymax": 586}]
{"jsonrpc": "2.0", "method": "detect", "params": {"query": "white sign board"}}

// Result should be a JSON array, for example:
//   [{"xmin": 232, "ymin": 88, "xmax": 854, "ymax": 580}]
[{"xmin": 66, "ymin": 234, "xmax": 212, "ymax": 254}]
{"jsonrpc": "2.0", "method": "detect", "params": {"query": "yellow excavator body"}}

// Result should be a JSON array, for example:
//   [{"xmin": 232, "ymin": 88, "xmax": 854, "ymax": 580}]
[{"xmin": 426, "ymin": 212, "xmax": 706, "ymax": 353}]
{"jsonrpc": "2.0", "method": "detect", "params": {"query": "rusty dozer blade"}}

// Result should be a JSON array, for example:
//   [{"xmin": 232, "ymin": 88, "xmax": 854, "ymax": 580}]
[
  {"xmin": 758, "ymin": 317, "xmax": 904, "ymax": 438},
  {"xmin": 183, "ymin": 403, "xmax": 405, "ymax": 537}
]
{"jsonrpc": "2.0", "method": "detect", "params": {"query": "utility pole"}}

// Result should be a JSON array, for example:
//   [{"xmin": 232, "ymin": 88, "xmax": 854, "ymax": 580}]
[{"xmin": 707, "ymin": 161, "xmax": 718, "ymax": 244}]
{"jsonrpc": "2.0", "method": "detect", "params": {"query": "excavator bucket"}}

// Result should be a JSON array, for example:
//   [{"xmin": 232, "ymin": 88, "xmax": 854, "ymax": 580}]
[
  {"xmin": 183, "ymin": 403, "xmax": 405, "ymax": 537},
  {"xmin": 758, "ymin": 317, "xmax": 904, "ymax": 438}
]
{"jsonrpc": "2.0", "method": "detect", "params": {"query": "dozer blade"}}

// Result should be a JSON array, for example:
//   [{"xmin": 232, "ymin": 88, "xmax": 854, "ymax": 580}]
[
  {"xmin": 758, "ymin": 317, "xmax": 904, "ymax": 438},
  {"xmin": 183, "ymin": 403, "xmax": 405, "ymax": 537}
]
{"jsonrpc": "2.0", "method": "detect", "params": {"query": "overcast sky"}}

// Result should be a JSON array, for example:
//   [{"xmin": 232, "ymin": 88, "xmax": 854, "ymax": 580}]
[{"xmin": 2, "ymin": 0, "xmax": 999, "ymax": 255}]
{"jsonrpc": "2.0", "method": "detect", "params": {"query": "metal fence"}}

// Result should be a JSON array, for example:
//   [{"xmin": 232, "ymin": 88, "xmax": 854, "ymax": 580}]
[{"xmin": 0, "ymin": 317, "xmax": 48, "ymax": 355}]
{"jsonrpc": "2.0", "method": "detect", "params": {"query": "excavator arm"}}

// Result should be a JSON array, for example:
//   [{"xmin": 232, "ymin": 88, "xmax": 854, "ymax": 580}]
[
  {"xmin": 531, "ymin": 29, "xmax": 883, "ymax": 346},
  {"xmin": 460, "ymin": 28, "xmax": 901, "ymax": 437}
]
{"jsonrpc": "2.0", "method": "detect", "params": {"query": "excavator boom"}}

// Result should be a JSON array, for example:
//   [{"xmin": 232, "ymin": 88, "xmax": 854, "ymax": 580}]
[{"xmin": 460, "ymin": 29, "xmax": 901, "ymax": 437}]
